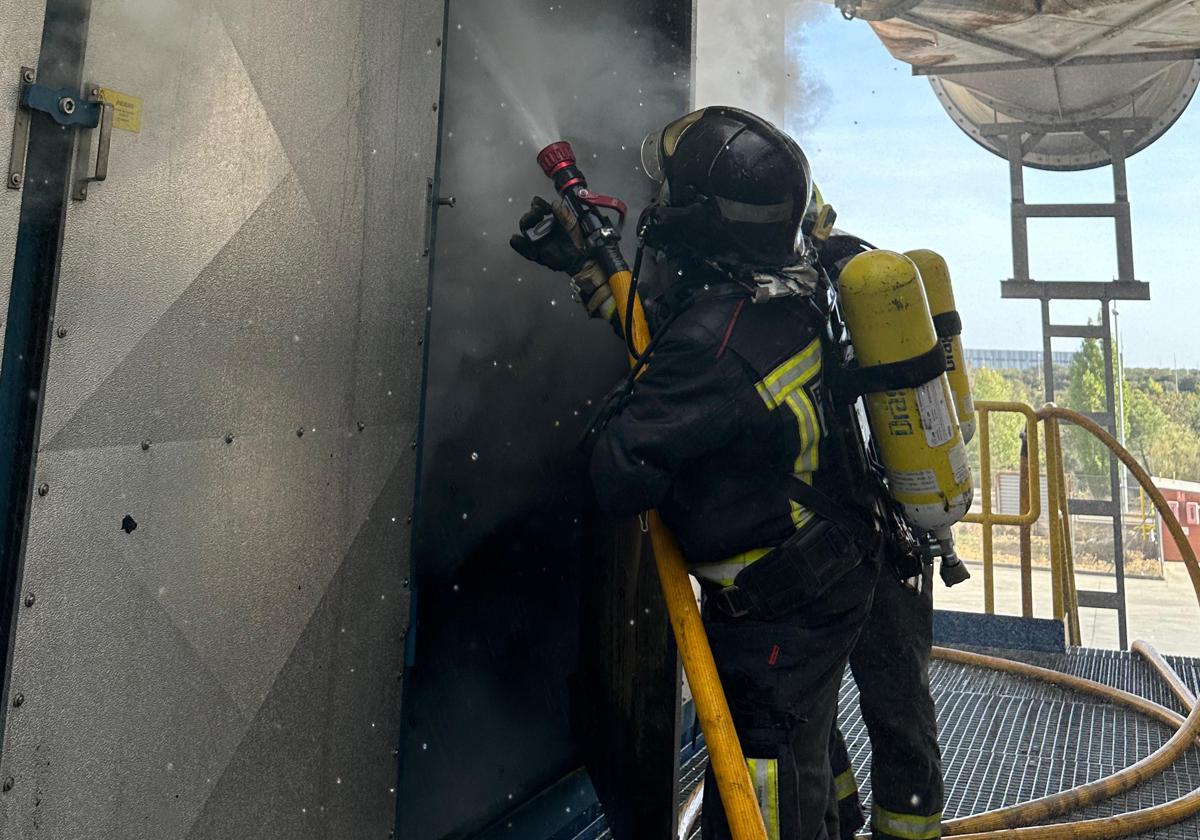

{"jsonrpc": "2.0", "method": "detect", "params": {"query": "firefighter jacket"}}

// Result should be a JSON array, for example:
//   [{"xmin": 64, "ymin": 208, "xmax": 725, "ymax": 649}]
[{"xmin": 589, "ymin": 281, "xmax": 851, "ymax": 585}]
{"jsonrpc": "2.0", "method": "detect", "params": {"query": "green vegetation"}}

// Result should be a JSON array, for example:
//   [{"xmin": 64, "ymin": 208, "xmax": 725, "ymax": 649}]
[
  {"xmin": 958, "ymin": 331, "xmax": 1195, "ymax": 575},
  {"xmin": 967, "ymin": 337, "xmax": 1200, "ymax": 486}
]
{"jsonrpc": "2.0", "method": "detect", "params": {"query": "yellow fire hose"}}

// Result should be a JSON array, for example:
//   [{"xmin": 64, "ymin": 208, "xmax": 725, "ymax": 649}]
[
  {"xmin": 607, "ymin": 269, "xmax": 770, "ymax": 840},
  {"xmin": 936, "ymin": 646, "xmax": 1200, "ymax": 836},
  {"xmin": 943, "ymin": 643, "xmax": 1200, "ymax": 840},
  {"xmin": 942, "ymin": 404, "xmax": 1200, "ymax": 838},
  {"xmin": 1133, "ymin": 640, "xmax": 1197, "ymax": 712},
  {"xmin": 680, "ymin": 642, "xmax": 1200, "ymax": 840}
]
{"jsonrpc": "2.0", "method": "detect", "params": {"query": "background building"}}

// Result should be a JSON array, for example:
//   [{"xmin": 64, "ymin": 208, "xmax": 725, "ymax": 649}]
[{"xmin": 966, "ymin": 348, "xmax": 1076, "ymax": 371}]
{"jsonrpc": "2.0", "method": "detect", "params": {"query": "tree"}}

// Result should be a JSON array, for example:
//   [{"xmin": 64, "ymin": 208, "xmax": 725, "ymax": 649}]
[
  {"xmin": 1063, "ymin": 328, "xmax": 1110, "ymax": 494},
  {"xmin": 1123, "ymin": 387, "xmax": 1165, "ymax": 474},
  {"xmin": 964, "ymin": 356, "xmax": 1200, "ymax": 488},
  {"xmin": 967, "ymin": 367, "xmax": 1028, "ymax": 474}
]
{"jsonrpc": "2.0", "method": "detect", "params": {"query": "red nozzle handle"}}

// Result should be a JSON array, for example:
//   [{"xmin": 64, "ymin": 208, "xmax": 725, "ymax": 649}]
[{"xmin": 577, "ymin": 189, "xmax": 628, "ymax": 223}]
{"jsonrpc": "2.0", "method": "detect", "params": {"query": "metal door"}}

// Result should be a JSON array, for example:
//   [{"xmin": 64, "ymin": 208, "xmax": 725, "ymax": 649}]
[
  {"xmin": 0, "ymin": 1, "xmax": 446, "ymax": 837},
  {"xmin": 395, "ymin": 0, "xmax": 691, "ymax": 836}
]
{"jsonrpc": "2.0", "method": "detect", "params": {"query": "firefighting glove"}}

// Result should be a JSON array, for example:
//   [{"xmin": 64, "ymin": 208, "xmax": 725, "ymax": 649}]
[{"xmin": 510, "ymin": 197, "xmax": 615, "ymax": 320}]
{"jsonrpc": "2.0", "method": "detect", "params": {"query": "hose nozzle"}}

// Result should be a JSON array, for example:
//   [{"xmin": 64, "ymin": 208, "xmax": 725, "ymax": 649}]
[
  {"xmin": 537, "ymin": 141, "xmax": 576, "ymax": 178},
  {"xmin": 534, "ymin": 140, "xmax": 628, "ymax": 223}
]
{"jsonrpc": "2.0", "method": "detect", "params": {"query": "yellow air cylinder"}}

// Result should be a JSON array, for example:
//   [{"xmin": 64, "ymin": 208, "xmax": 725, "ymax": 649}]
[
  {"xmin": 906, "ymin": 249, "xmax": 976, "ymax": 444},
  {"xmin": 838, "ymin": 251, "xmax": 973, "ymax": 535}
]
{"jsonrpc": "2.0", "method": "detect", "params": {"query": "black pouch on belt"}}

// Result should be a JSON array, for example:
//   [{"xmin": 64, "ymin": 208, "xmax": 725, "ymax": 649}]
[{"xmin": 713, "ymin": 519, "xmax": 862, "ymax": 621}]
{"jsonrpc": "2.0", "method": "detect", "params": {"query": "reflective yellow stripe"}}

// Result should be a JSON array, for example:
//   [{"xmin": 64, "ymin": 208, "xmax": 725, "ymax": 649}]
[
  {"xmin": 755, "ymin": 340, "xmax": 824, "ymax": 530},
  {"xmin": 834, "ymin": 767, "xmax": 859, "ymax": 801},
  {"xmin": 699, "ymin": 345, "xmax": 826, "ymax": 577},
  {"xmin": 690, "ymin": 548, "xmax": 771, "ymax": 587},
  {"xmin": 784, "ymin": 389, "xmax": 821, "ymax": 475},
  {"xmin": 872, "ymin": 804, "xmax": 942, "ymax": 840},
  {"xmin": 788, "ymin": 499, "xmax": 815, "ymax": 530},
  {"xmin": 788, "ymin": 474, "xmax": 817, "ymax": 530},
  {"xmin": 757, "ymin": 339, "xmax": 822, "ymax": 407},
  {"xmin": 765, "ymin": 759, "xmax": 780, "ymax": 840},
  {"xmin": 746, "ymin": 758, "xmax": 780, "ymax": 840}
]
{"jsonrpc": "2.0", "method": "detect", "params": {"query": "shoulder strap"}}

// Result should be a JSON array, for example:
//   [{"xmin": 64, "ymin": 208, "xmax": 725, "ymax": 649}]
[
  {"xmin": 834, "ymin": 342, "xmax": 948, "ymax": 402},
  {"xmin": 785, "ymin": 475, "xmax": 877, "ymax": 541}
]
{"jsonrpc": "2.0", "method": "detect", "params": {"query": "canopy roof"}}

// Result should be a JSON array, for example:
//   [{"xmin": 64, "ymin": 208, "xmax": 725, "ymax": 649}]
[{"xmin": 843, "ymin": 0, "xmax": 1200, "ymax": 168}]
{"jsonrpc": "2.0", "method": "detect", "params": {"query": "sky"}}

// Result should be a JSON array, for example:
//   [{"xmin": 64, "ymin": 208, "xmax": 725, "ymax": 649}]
[{"xmin": 700, "ymin": 2, "xmax": 1200, "ymax": 369}]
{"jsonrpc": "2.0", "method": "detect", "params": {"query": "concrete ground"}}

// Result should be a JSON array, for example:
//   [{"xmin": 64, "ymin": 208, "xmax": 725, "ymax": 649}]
[{"xmin": 935, "ymin": 559, "xmax": 1200, "ymax": 657}]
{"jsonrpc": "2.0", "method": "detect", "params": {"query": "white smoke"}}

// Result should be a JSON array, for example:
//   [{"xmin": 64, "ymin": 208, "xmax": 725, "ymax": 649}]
[{"xmin": 694, "ymin": 0, "xmax": 829, "ymax": 134}]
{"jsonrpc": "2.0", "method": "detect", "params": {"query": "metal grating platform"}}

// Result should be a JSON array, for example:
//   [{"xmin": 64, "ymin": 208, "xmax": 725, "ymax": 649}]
[
  {"xmin": 848, "ymin": 647, "xmax": 1200, "ymax": 839},
  {"xmin": 586, "ymin": 647, "xmax": 1200, "ymax": 839}
]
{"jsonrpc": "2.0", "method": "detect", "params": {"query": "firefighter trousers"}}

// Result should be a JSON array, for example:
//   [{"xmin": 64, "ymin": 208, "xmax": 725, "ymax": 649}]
[
  {"xmin": 837, "ymin": 564, "xmax": 943, "ymax": 840},
  {"xmin": 700, "ymin": 560, "xmax": 877, "ymax": 840}
]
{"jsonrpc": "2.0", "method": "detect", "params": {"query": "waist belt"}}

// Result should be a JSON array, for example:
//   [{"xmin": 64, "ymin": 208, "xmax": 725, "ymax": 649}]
[
  {"xmin": 713, "ymin": 518, "xmax": 865, "ymax": 620},
  {"xmin": 710, "ymin": 477, "xmax": 881, "ymax": 620}
]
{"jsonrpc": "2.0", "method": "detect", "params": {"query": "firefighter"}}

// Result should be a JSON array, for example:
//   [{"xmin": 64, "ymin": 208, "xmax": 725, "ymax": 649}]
[
  {"xmin": 828, "ymin": 567, "xmax": 942, "ymax": 840},
  {"xmin": 813, "ymin": 223, "xmax": 944, "ymax": 840},
  {"xmin": 512, "ymin": 106, "xmax": 883, "ymax": 840},
  {"xmin": 848, "ymin": 559, "xmax": 942, "ymax": 840}
]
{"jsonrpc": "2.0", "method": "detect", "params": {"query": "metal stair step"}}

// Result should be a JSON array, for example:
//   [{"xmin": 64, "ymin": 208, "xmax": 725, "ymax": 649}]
[
  {"xmin": 1014, "ymin": 202, "xmax": 1124, "ymax": 219},
  {"xmin": 1001, "ymin": 280, "xmax": 1150, "ymax": 301},
  {"xmin": 1069, "ymin": 498, "xmax": 1118, "ymax": 517},
  {"xmin": 1075, "ymin": 589, "xmax": 1122, "ymax": 610},
  {"xmin": 1047, "ymin": 323, "xmax": 1107, "ymax": 340}
]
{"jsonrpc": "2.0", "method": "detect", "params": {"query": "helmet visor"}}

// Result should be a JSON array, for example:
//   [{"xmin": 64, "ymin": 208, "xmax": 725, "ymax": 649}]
[
  {"xmin": 640, "ymin": 109, "xmax": 706, "ymax": 184},
  {"xmin": 640, "ymin": 130, "xmax": 664, "ymax": 183}
]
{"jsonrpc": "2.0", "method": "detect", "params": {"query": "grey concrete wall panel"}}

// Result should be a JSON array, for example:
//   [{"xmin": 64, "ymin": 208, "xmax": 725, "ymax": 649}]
[
  {"xmin": 0, "ymin": 0, "xmax": 445, "ymax": 837},
  {"xmin": 396, "ymin": 0, "xmax": 691, "ymax": 836},
  {"xmin": 0, "ymin": 0, "xmax": 47, "ymax": 366}
]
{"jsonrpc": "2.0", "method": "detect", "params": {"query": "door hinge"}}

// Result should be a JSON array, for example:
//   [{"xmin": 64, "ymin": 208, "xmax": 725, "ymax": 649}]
[{"xmin": 6, "ymin": 67, "xmax": 36, "ymax": 190}]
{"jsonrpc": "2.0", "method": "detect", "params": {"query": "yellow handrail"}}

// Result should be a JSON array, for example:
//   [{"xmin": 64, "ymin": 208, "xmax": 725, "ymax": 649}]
[
  {"xmin": 963, "ymin": 402, "xmax": 1042, "ymax": 528},
  {"xmin": 963, "ymin": 401, "xmax": 1042, "ymax": 613},
  {"xmin": 965, "ymin": 400, "xmax": 1200, "ymax": 638},
  {"xmin": 930, "ymin": 402, "xmax": 1200, "ymax": 839},
  {"xmin": 1041, "ymin": 413, "xmax": 1081, "ymax": 643}
]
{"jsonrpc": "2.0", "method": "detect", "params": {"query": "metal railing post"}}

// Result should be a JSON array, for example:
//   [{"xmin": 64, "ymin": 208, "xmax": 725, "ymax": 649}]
[
  {"xmin": 963, "ymin": 401, "xmax": 1042, "ymax": 617},
  {"xmin": 1045, "ymin": 415, "xmax": 1067, "ymax": 623},
  {"xmin": 1019, "ymin": 431, "xmax": 1034, "ymax": 618},
  {"xmin": 980, "ymin": 407, "xmax": 995, "ymax": 614}
]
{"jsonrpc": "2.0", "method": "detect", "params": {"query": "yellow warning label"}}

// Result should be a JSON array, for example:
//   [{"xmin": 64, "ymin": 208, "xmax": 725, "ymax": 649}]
[{"xmin": 97, "ymin": 88, "xmax": 143, "ymax": 133}]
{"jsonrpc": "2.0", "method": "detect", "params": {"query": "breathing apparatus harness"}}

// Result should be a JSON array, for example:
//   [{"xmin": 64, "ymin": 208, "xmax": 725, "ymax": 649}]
[
  {"xmin": 582, "ymin": 206, "xmax": 826, "ymax": 451},
  {"xmin": 628, "ymin": 202, "xmax": 931, "ymax": 607}
]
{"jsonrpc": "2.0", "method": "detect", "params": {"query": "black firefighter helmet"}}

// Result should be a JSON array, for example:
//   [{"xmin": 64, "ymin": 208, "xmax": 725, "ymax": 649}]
[{"xmin": 639, "ymin": 106, "xmax": 813, "ymax": 270}]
